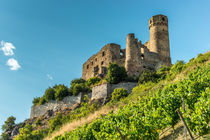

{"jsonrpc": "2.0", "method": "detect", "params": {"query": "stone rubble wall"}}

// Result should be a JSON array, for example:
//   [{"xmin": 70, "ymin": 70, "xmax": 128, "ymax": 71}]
[
  {"xmin": 30, "ymin": 82, "xmax": 137, "ymax": 118},
  {"xmin": 30, "ymin": 93, "xmax": 82, "ymax": 118},
  {"xmin": 92, "ymin": 82, "xmax": 137, "ymax": 100}
]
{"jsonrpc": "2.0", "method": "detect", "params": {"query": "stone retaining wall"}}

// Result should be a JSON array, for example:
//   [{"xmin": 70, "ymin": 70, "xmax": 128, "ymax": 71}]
[
  {"xmin": 30, "ymin": 93, "xmax": 82, "ymax": 118},
  {"xmin": 30, "ymin": 82, "xmax": 137, "ymax": 118},
  {"xmin": 92, "ymin": 82, "xmax": 137, "ymax": 100}
]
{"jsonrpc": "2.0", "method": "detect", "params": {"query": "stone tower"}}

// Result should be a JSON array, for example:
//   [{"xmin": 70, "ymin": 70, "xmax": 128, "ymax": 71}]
[
  {"xmin": 149, "ymin": 14, "xmax": 171, "ymax": 66},
  {"xmin": 125, "ymin": 33, "xmax": 142, "ymax": 77}
]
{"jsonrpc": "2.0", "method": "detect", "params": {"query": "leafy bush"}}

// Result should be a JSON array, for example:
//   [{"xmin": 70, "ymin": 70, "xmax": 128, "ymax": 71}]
[
  {"xmin": 38, "ymin": 97, "xmax": 46, "ymax": 105},
  {"xmin": 157, "ymin": 65, "xmax": 171, "ymax": 80},
  {"xmin": 54, "ymin": 84, "xmax": 69, "ymax": 101},
  {"xmin": 171, "ymin": 60, "xmax": 185, "ymax": 73},
  {"xmin": 0, "ymin": 132, "xmax": 9, "ymax": 140},
  {"xmin": 69, "ymin": 78, "xmax": 90, "ymax": 96},
  {"xmin": 48, "ymin": 113, "xmax": 63, "ymax": 133},
  {"xmin": 195, "ymin": 53, "xmax": 209, "ymax": 64},
  {"xmin": 111, "ymin": 88, "xmax": 129, "ymax": 102},
  {"xmin": 138, "ymin": 70, "xmax": 159, "ymax": 84},
  {"xmin": 72, "ymin": 83, "xmax": 89, "ymax": 96},
  {"xmin": 44, "ymin": 87, "xmax": 55, "ymax": 102},
  {"xmin": 86, "ymin": 77, "xmax": 101, "ymax": 86},
  {"xmin": 105, "ymin": 63, "xmax": 127, "ymax": 84},
  {"xmin": 70, "ymin": 78, "xmax": 86, "ymax": 85},
  {"xmin": 14, "ymin": 124, "xmax": 47, "ymax": 140},
  {"xmin": 35, "ymin": 118, "xmax": 41, "ymax": 127},
  {"xmin": 32, "ymin": 97, "xmax": 41, "ymax": 106}
]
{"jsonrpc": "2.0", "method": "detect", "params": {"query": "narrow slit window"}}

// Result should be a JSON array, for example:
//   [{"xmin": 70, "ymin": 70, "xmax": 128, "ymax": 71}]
[{"xmin": 102, "ymin": 51, "xmax": 105, "ymax": 56}]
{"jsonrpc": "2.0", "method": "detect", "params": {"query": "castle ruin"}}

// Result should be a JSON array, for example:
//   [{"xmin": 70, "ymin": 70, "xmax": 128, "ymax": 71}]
[{"xmin": 82, "ymin": 14, "xmax": 171, "ymax": 80}]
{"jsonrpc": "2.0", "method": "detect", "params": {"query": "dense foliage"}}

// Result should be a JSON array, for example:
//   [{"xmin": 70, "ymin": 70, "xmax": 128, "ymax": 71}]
[
  {"xmin": 32, "ymin": 78, "xmax": 95, "ymax": 106},
  {"xmin": 54, "ymin": 60, "xmax": 210, "ymax": 139},
  {"xmin": 14, "ymin": 124, "xmax": 48, "ymax": 140},
  {"xmin": 138, "ymin": 70, "xmax": 160, "ymax": 84},
  {"xmin": 1, "ymin": 116, "xmax": 16, "ymax": 140},
  {"xmin": 105, "ymin": 63, "xmax": 127, "ymax": 84},
  {"xmin": 2, "ymin": 116, "xmax": 16, "ymax": 131},
  {"xmin": 111, "ymin": 88, "xmax": 129, "ymax": 102}
]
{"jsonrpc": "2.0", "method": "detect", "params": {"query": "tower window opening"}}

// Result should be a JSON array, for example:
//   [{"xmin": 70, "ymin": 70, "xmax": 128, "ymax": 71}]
[
  {"xmin": 141, "ymin": 54, "xmax": 144, "ymax": 60},
  {"xmin": 101, "ymin": 61, "xmax": 104, "ymax": 65},
  {"xmin": 102, "ymin": 51, "xmax": 105, "ymax": 56},
  {"xmin": 91, "ymin": 62, "xmax": 93, "ymax": 65},
  {"xmin": 162, "ymin": 17, "xmax": 165, "ymax": 21},
  {"xmin": 94, "ymin": 65, "xmax": 99, "ymax": 76},
  {"xmin": 87, "ymin": 65, "xmax": 89, "ymax": 69}
]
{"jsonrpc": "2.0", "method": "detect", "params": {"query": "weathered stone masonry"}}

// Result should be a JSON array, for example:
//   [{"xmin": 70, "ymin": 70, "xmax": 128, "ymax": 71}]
[{"xmin": 82, "ymin": 14, "xmax": 171, "ymax": 80}]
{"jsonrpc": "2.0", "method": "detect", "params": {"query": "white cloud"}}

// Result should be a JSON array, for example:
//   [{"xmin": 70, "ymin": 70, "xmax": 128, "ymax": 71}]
[
  {"xmin": 6, "ymin": 58, "xmax": 21, "ymax": 70},
  {"xmin": 1, "ymin": 41, "xmax": 16, "ymax": 56},
  {"xmin": 47, "ymin": 74, "xmax": 53, "ymax": 80}
]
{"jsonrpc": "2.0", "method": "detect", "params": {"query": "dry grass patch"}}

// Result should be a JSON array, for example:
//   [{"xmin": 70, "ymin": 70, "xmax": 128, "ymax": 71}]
[{"xmin": 44, "ymin": 106, "xmax": 119, "ymax": 140}]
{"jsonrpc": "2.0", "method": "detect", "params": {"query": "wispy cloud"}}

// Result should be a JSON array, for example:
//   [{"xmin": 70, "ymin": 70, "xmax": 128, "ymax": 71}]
[
  {"xmin": 47, "ymin": 74, "xmax": 53, "ymax": 80},
  {"xmin": 1, "ymin": 41, "xmax": 16, "ymax": 56},
  {"xmin": 6, "ymin": 58, "xmax": 21, "ymax": 70}
]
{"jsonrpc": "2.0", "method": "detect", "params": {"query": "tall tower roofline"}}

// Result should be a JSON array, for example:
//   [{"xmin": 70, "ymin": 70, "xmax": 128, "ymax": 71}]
[{"xmin": 149, "ymin": 14, "xmax": 168, "ymax": 29}]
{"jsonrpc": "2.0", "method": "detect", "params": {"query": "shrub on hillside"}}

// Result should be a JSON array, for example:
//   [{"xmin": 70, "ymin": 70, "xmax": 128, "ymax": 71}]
[
  {"xmin": 48, "ymin": 113, "xmax": 63, "ymax": 134},
  {"xmin": 138, "ymin": 70, "xmax": 159, "ymax": 84},
  {"xmin": 38, "ymin": 97, "xmax": 46, "ymax": 105},
  {"xmin": 44, "ymin": 87, "xmax": 55, "ymax": 102},
  {"xmin": 54, "ymin": 84, "xmax": 69, "ymax": 101},
  {"xmin": 105, "ymin": 63, "xmax": 127, "ymax": 84},
  {"xmin": 2, "ymin": 116, "xmax": 16, "ymax": 132},
  {"xmin": 32, "ymin": 97, "xmax": 41, "ymax": 106},
  {"xmin": 70, "ymin": 78, "xmax": 86, "ymax": 85},
  {"xmin": 111, "ymin": 88, "xmax": 129, "ymax": 102},
  {"xmin": 70, "ymin": 78, "xmax": 89, "ymax": 96},
  {"xmin": 166, "ymin": 60, "xmax": 185, "ymax": 80},
  {"xmin": 170, "ymin": 60, "xmax": 185, "ymax": 73},
  {"xmin": 86, "ymin": 77, "xmax": 101, "ymax": 86},
  {"xmin": 195, "ymin": 53, "xmax": 209, "ymax": 64},
  {"xmin": 14, "ymin": 124, "xmax": 47, "ymax": 140},
  {"xmin": 157, "ymin": 65, "xmax": 171, "ymax": 80}
]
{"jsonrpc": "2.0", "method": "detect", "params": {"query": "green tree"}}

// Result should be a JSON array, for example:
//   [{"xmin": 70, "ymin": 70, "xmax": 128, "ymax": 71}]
[
  {"xmin": 44, "ymin": 87, "xmax": 56, "ymax": 102},
  {"xmin": 105, "ymin": 63, "xmax": 127, "ymax": 84},
  {"xmin": 54, "ymin": 84, "xmax": 69, "ymax": 101},
  {"xmin": 32, "ymin": 97, "xmax": 41, "ymax": 105},
  {"xmin": 69, "ymin": 78, "xmax": 89, "ymax": 96},
  {"xmin": 86, "ymin": 77, "xmax": 101, "ymax": 86},
  {"xmin": 2, "ymin": 116, "xmax": 16, "ymax": 132}
]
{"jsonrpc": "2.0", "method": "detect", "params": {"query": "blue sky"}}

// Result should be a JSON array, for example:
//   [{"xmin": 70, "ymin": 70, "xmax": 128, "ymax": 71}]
[{"xmin": 0, "ymin": 0, "xmax": 209, "ymax": 132}]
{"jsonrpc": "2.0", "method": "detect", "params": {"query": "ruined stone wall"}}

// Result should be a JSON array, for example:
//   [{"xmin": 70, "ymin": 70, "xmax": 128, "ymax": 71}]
[
  {"xmin": 30, "ymin": 94, "xmax": 82, "ymax": 118},
  {"xmin": 125, "ymin": 34, "xmax": 142, "ymax": 77},
  {"xmin": 92, "ymin": 82, "xmax": 137, "ymax": 100},
  {"xmin": 82, "ymin": 14, "xmax": 171, "ymax": 80},
  {"xmin": 82, "ymin": 43, "xmax": 125, "ymax": 80}
]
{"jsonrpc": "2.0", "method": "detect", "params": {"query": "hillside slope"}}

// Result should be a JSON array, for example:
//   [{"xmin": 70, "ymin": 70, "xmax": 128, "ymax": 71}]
[
  {"xmin": 1, "ymin": 52, "xmax": 209, "ymax": 140},
  {"xmin": 48, "ymin": 52, "xmax": 210, "ymax": 140}
]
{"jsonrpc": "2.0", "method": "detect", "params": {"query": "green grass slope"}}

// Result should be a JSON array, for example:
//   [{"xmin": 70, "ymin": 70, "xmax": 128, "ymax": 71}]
[
  {"xmin": 10, "ymin": 52, "xmax": 210, "ymax": 140},
  {"xmin": 53, "ymin": 52, "xmax": 210, "ymax": 140}
]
